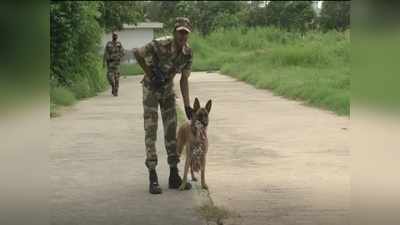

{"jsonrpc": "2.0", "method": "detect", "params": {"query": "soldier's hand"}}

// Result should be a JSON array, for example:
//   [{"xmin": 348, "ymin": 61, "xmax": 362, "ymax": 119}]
[{"xmin": 184, "ymin": 106, "xmax": 193, "ymax": 120}]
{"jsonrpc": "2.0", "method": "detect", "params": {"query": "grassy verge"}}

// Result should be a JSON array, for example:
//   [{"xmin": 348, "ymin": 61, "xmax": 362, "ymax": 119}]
[
  {"xmin": 196, "ymin": 202, "xmax": 236, "ymax": 225},
  {"xmin": 50, "ymin": 62, "xmax": 141, "ymax": 118},
  {"xmin": 50, "ymin": 86, "xmax": 76, "ymax": 117},
  {"xmin": 120, "ymin": 63, "xmax": 143, "ymax": 76},
  {"xmin": 176, "ymin": 106, "xmax": 187, "ymax": 126},
  {"xmin": 50, "ymin": 67, "xmax": 108, "ymax": 118},
  {"xmin": 190, "ymin": 27, "xmax": 350, "ymax": 115}
]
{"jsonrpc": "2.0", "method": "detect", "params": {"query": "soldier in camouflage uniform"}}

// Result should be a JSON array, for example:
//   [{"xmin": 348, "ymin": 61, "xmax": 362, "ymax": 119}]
[
  {"xmin": 133, "ymin": 17, "xmax": 194, "ymax": 194},
  {"xmin": 103, "ymin": 32, "xmax": 125, "ymax": 96}
]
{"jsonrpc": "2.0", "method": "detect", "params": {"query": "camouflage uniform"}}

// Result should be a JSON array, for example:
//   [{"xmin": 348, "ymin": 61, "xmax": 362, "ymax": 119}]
[
  {"xmin": 136, "ymin": 36, "xmax": 193, "ymax": 170},
  {"xmin": 103, "ymin": 41, "xmax": 125, "ymax": 93}
]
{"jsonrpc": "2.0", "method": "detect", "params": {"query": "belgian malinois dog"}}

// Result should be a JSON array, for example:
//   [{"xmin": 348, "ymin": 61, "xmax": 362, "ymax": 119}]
[{"xmin": 177, "ymin": 98, "xmax": 212, "ymax": 190}]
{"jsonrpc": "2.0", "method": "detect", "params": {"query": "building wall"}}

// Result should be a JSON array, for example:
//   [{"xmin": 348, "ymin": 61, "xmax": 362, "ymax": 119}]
[{"xmin": 102, "ymin": 28, "xmax": 155, "ymax": 63}]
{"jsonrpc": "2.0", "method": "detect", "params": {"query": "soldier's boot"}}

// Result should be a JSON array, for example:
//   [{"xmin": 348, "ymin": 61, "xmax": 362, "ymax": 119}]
[
  {"xmin": 112, "ymin": 86, "xmax": 117, "ymax": 96},
  {"xmin": 112, "ymin": 84, "xmax": 117, "ymax": 96},
  {"xmin": 169, "ymin": 167, "xmax": 192, "ymax": 190},
  {"xmin": 111, "ymin": 82, "xmax": 116, "ymax": 96},
  {"xmin": 149, "ymin": 169, "xmax": 162, "ymax": 194},
  {"xmin": 111, "ymin": 86, "xmax": 115, "ymax": 96},
  {"xmin": 114, "ymin": 75, "xmax": 119, "ymax": 96},
  {"xmin": 107, "ymin": 72, "xmax": 115, "ymax": 96}
]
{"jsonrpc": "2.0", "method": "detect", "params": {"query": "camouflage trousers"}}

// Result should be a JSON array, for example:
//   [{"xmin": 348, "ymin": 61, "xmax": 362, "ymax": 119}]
[
  {"xmin": 106, "ymin": 65, "xmax": 120, "ymax": 92},
  {"xmin": 142, "ymin": 82, "xmax": 179, "ymax": 170}
]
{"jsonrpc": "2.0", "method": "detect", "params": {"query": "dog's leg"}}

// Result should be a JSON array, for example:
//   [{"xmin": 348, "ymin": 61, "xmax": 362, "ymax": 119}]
[
  {"xmin": 200, "ymin": 156, "xmax": 208, "ymax": 190},
  {"xmin": 190, "ymin": 165, "xmax": 197, "ymax": 181},
  {"xmin": 179, "ymin": 146, "xmax": 191, "ymax": 191}
]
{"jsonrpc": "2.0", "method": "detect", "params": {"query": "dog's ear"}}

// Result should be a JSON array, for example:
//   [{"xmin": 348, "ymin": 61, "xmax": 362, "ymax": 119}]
[
  {"xmin": 193, "ymin": 98, "xmax": 200, "ymax": 112},
  {"xmin": 205, "ymin": 99, "xmax": 212, "ymax": 113}
]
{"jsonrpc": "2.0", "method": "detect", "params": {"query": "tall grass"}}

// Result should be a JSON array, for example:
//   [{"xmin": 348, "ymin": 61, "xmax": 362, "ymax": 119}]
[
  {"xmin": 50, "ymin": 86, "xmax": 76, "ymax": 106},
  {"xmin": 120, "ymin": 63, "xmax": 143, "ymax": 76},
  {"xmin": 50, "ymin": 65, "xmax": 108, "ymax": 117},
  {"xmin": 190, "ymin": 27, "xmax": 350, "ymax": 115}
]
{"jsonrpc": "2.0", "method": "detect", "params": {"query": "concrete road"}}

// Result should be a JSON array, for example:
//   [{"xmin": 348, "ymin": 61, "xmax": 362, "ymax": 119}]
[
  {"xmin": 51, "ymin": 72, "xmax": 349, "ymax": 225},
  {"xmin": 51, "ymin": 75, "xmax": 205, "ymax": 225},
  {"xmin": 181, "ymin": 72, "xmax": 349, "ymax": 225}
]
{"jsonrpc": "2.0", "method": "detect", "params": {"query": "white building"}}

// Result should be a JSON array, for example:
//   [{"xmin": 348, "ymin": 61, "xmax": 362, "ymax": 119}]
[{"xmin": 102, "ymin": 22, "xmax": 163, "ymax": 63}]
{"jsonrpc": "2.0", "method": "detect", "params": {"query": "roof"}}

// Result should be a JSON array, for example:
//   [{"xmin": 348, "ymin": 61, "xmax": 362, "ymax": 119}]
[{"xmin": 123, "ymin": 22, "xmax": 163, "ymax": 29}]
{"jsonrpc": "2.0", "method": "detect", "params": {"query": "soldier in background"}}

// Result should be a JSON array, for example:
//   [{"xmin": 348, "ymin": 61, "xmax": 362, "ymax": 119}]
[
  {"xmin": 133, "ymin": 17, "xmax": 194, "ymax": 194},
  {"xmin": 103, "ymin": 32, "xmax": 125, "ymax": 96}
]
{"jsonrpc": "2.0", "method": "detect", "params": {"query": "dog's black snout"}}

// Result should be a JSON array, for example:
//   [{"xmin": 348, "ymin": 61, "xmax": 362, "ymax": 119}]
[{"xmin": 201, "ymin": 119, "xmax": 208, "ymax": 127}]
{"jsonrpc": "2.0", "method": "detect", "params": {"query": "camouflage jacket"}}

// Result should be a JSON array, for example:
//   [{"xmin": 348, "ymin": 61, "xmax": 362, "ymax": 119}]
[
  {"xmin": 136, "ymin": 36, "xmax": 193, "ymax": 82},
  {"xmin": 103, "ymin": 41, "xmax": 125, "ymax": 65}
]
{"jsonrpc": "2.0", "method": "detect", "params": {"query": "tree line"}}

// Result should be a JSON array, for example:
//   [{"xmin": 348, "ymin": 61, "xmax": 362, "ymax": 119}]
[
  {"xmin": 142, "ymin": 1, "xmax": 350, "ymax": 35},
  {"xmin": 50, "ymin": 1, "xmax": 350, "ymax": 108}
]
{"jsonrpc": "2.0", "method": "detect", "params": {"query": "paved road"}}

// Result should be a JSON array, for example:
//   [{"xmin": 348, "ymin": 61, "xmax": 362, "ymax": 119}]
[
  {"xmin": 50, "ymin": 76, "xmax": 205, "ymax": 225},
  {"xmin": 51, "ymin": 72, "xmax": 349, "ymax": 225},
  {"xmin": 183, "ymin": 72, "xmax": 349, "ymax": 225}
]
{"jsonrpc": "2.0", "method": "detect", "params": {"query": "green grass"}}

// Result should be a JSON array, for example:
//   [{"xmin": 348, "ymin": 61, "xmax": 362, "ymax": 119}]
[
  {"xmin": 190, "ymin": 27, "xmax": 350, "ymax": 115},
  {"xmin": 196, "ymin": 202, "xmax": 239, "ymax": 225},
  {"xmin": 50, "ymin": 64, "xmax": 108, "ymax": 117},
  {"xmin": 176, "ymin": 106, "xmax": 187, "ymax": 126},
  {"xmin": 50, "ymin": 86, "xmax": 76, "ymax": 107},
  {"xmin": 120, "ymin": 63, "xmax": 144, "ymax": 76}
]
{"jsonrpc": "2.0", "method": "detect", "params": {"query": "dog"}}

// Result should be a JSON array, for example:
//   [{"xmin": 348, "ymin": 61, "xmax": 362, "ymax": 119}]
[{"xmin": 177, "ymin": 97, "xmax": 212, "ymax": 190}]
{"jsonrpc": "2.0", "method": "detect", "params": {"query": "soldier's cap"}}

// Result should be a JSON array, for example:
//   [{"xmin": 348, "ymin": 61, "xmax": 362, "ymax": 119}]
[{"xmin": 174, "ymin": 17, "xmax": 192, "ymax": 33}]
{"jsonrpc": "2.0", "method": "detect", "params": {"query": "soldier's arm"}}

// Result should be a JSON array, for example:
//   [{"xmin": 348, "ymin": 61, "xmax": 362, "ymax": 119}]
[
  {"xmin": 180, "ymin": 53, "xmax": 192, "ymax": 107},
  {"xmin": 133, "ymin": 42, "xmax": 155, "ymax": 76},
  {"xmin": 120, "ymin": 43, "xmax": 125, "ymax": 58},
  {"xmin": 180, "ymin": 71, "xmax": 191, "ymax": 107}
]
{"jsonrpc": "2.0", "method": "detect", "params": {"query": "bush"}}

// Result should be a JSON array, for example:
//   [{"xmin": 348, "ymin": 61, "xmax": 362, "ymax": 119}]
[
  {"xmin": 70, "ymin": 78, "xmax": 91, "ymax": 99},
  {"xmin": 50, "ymin": 87, "xmax": 76, "ymax": 106},
  {"xmin": 50, "ymin": 2, "xmax": 107, "ymax": 110}
]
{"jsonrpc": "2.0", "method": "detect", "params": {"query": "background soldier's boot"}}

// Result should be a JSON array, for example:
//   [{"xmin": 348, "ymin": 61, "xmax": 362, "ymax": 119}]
[
  {"xmin": 169, "ymin": 167, "xmax": 192, "ymax": 190},
  {"xmin": 149, "ymin": 169, "xmax": 162, "ymax": 194},
  {"xmin": 112, "ymin": 83, "xmax": 117, "ymax": 96},
  {"xmin": 115, "ymin": 77, "xmax": 119, "ymax": 96},
  {"xmin": 111, "ymin": 83, "xmax": 116, "ymax": 96}
]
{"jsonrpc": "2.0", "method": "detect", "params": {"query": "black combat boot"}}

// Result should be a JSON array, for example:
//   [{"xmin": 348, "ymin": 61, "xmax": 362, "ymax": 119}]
[
  {"xmin": 169, "ymin": 167, "xmax": 192, "ymax": 190},
  {"xmin": 149, "ymin": 169, "xmax": 162, "ymax": 194},
  {"xmin": 111, "ymin": 85, "xmax": 116, "ymax": 96},
  {"xmin": 114, "ymin": 76, "xmax": 119, "ymax": 96}
]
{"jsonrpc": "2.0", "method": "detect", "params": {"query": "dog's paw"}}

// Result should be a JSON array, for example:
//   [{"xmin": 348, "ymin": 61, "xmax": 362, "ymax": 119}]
[{"xmin": 201, "ymin": 183, "xmax": 208, "ymax": 190}]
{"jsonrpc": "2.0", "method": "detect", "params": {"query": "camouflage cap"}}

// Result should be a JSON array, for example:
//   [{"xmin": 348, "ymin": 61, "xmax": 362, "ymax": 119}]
[{"xmin": 174, "ymin": 17, "xmax": 192, "ymax": 33}]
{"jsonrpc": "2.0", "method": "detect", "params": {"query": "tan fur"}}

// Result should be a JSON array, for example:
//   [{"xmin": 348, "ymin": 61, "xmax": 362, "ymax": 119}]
[{"xmin": 177, "ymin": 98, "xmax": 212, "ymax": 190}]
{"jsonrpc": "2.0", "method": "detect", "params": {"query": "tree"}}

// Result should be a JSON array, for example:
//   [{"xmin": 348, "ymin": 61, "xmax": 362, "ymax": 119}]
[
  {"xmin": 193, "ymin": 1, "xmax": 245, "ymax": 35},
  {"xmin": 265, "ymin": 1, "xmax": 316, "ymax": 33},
  {"xmin": 265, "ymin": 1, "xmax": 288, "ymax": 28},
  {"xmin": 282, "ymin": 1, "xmax": 316, "ymax": 33},
  {"xmin": 243, "ymin": 1, "xmax": 269, "ymax": 27},
  {"xmin": 319, "ymin": 1, "xmax": 351, "ymax": 31},
  {"xmin": 98, "ymin": 1, "xmax": 143, "ymax": 32},
  {"xmin": 51, "ymin": 1, "xmax": 107, "ymax": 96},
  {"xmin": 142, "ymin": 1, "xmax": 245, "ymax": 36}
]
